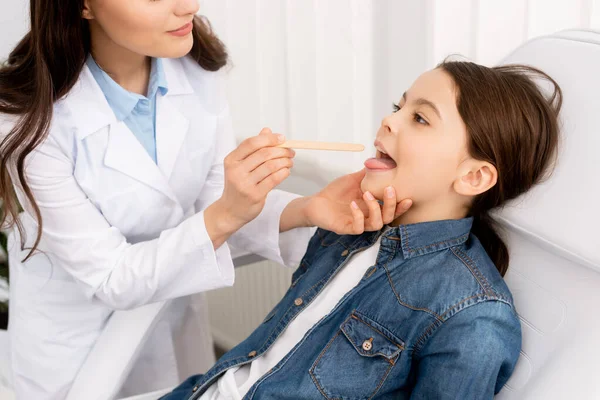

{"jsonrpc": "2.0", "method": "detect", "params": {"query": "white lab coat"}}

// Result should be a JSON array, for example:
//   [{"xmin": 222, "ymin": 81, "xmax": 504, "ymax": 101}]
[{"xmin": 1, "ymin": 56, "xmax": 311, "ymax": 399}]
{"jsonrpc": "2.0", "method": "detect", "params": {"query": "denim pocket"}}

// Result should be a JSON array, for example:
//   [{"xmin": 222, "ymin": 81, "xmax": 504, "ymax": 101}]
[{"xmin": 310, "ymin": 312, "xmax": 404, "ymax": 400}]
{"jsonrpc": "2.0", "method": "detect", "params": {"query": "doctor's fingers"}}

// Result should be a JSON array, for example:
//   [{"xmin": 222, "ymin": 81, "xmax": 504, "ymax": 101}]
[
  {"xmin": 243, "ymin": 146, "xmax": 296, "ymax": 172},
  {"xmin": 250, "ymin": 157, "xmax": 294, "ymax": 184},
  {"xmin": 228, "ymin": 131, "xmax": 285, "ymax": 162},
  {"xmin": 362, "ymin": 191, "xmax": 384, "ymax": 231},
  {"xmin": 380, "ymin": 186, "xmax": 398, "ymax": 224},
  {"xmin": 349, "ymin": 201, "xmax": 366, "ymax": 235},
  {"xmin": 256, "ymin": 166, "xmax": 292, "ymax": 195}
]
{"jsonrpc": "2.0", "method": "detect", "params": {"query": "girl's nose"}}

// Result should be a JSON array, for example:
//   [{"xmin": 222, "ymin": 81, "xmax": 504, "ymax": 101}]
[{"xmin": 381, "ymin": 114, "xmax": 396, "ymax": 136}]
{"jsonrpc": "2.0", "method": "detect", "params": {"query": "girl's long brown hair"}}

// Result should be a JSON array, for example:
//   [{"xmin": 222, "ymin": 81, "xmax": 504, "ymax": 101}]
[
  {"xmin": 0, "ymin": 0, "xmax": 227, "ymax": 259},
  {"xmin": 439, "ymin": 61, "xmax": 562, "ymax": 276}
]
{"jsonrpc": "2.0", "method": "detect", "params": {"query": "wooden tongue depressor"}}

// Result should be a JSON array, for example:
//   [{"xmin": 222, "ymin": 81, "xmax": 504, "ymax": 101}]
[{"xmin": 277, "ymin": 140, "xmax": 365, "ymax": 152}]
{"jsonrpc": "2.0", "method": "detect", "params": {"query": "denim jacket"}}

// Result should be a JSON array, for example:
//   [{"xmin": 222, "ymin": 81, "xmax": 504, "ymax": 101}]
[{"xmin": 168, "ymin": 218, "xmax": 522, "ymax": 400}]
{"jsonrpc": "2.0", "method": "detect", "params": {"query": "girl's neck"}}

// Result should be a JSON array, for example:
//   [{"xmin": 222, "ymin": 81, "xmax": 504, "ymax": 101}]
[
  {"xmin": 89, "ymin": 22, "xmax": 151, "ymax": 96},
  {"xmin": 390, "ymin": 198, "xmax": 469, "ymax": 226}
]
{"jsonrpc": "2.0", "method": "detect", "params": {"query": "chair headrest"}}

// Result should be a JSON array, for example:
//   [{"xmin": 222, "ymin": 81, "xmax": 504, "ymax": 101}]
[{"xmin": 495, "ymin": 29, "xmax": 600, "ymax": 271}]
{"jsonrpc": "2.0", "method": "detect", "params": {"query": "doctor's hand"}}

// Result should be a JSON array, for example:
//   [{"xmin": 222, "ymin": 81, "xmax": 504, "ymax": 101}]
[
  {"xmin": 205, "ymin": 128, "xmax": 295, "ymax": 248},
  {"xmin": 281, "ymin": 169, "xmax": 412, "ymax": 235}
]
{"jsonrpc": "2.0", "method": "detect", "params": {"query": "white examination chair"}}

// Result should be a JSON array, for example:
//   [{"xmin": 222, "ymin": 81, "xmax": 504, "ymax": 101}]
[
  {"xmin": 493, "ymin": 28, "xmax": 600, "ymax": 399},
  {"xmin": 2, "ymin": 29, "xmax": 597, "ymax": 400}
]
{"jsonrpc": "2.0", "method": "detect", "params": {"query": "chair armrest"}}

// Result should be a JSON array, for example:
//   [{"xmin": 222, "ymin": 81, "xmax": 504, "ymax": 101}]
[
  {"xmin": 66, "ymin": 301, "xmax": 170, "ymax": 400},
  {"xmin": 118, "ymin": 387, "xmax": 174, "ymax": 400}
]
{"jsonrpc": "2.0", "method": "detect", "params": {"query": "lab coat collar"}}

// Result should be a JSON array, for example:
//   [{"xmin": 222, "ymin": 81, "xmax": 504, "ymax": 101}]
[
  {"xmin": 64, "ymin": 57, "xmax": 194, "ymax": 140},
  {"xmin": 161, "ymin": 56, "xmax": 194, "ymax": 96},
  {"xmin": 61, "ymin": 57, "xmax": 197, "ymax": 200},
  {"xmin": 103, "ymin": 120, "xmax": 178, "ymax": 200}
]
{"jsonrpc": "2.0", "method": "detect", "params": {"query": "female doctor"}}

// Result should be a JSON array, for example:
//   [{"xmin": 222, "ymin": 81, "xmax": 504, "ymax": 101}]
[{"xmin": 0, "ymin": 0, "xmax": 412, "ymax": 398}]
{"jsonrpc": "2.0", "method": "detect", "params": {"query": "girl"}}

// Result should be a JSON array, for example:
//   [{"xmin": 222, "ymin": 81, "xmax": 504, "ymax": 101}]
[
  {"xmin": 0, "ymin": 0, "xmax": 410, "ymax": 398},
  {"xmin": 162, "ymin": 60, "xmax": 561, "ymax": 400}
]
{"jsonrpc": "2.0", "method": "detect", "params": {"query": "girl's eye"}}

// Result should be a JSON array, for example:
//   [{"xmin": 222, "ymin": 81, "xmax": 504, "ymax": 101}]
[
  {"xmin": 393, "ymin": 103, "xmax": 428, "ymax": 125},
  {"xmin": 414, "ymin": 113, "xmax": 428, "ymax": 125}
]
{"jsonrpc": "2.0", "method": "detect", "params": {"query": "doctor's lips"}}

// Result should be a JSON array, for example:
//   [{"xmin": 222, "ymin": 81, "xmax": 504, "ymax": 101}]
[
  {"xmin": 168, "ymin": 21, "xmax": 193, "ymax": 37},
  {"xmin": 364, "ymin": 140, "xmax": 397, "ymax": 171}
]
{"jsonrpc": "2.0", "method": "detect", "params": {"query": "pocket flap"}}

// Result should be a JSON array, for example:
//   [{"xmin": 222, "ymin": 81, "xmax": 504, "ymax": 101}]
[{"xmin": 340, "ymin": 312, "xmax": 404, "ymax": 360}]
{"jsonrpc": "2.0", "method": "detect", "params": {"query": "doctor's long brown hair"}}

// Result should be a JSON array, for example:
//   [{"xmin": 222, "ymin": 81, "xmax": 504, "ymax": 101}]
[{"xmin": 0, "ymin": 0, "xmax": 227, "ymax": 258}]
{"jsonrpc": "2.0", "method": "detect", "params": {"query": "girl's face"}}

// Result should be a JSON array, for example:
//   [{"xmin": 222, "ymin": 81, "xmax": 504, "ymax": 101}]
[
  {"xmin": 83, "ymin": 0, "xmax": 199, "ymax": 58},
  {"xmin": 361, "ymin": 68, "xmax": 473, "ymax": 211}
]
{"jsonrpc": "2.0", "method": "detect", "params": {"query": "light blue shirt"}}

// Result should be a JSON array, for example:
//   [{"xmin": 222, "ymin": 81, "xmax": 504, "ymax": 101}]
[{"xmin": 86, "ymin": 56, "xmax": 168, "ymax": 163}]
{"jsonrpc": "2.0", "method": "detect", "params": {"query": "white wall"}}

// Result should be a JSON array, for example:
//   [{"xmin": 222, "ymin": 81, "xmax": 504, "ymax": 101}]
[
  {"xmin": 202, "ymin": 0, "xmax": 600, "ymax": 184},
  {"xmin": 2, "ymin": 0, "xmax": 598, "ymax": 175},
  {"xmin": 0, "ymin": 0, "xmax": 29, "ymax": 61},
  {"xmin": 200, "ymin": 0, "xmax": 439, "ymax": 178}
]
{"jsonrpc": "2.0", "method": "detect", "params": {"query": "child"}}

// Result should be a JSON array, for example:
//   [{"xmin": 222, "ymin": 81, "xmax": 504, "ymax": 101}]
[{"xmin": 163, "ymin": 60, "xmax": 561, "ymax": 400}]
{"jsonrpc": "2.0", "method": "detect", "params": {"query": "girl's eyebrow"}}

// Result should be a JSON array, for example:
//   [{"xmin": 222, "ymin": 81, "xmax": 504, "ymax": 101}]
[{"xmin": 403, "ymin": 91, "xmax": 442, "ymax": 120}]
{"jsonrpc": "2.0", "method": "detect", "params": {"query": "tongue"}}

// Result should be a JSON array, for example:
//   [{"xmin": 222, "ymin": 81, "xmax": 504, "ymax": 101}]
[{"xmin": 364, "ymin": 157, "xmax": 397, "ymax": 170}]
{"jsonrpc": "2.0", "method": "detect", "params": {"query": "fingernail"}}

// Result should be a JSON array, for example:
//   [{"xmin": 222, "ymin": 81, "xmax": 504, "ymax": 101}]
[
  {"xmin": 351, "ymin": 201, "xmax": 359, "ymax": 210},
  {"xmin": 365, "ymin": 192, "xmax": 375, "ymax": 201},
  {"xmin": 386, "ymin": 186, "xmax": 395, "ymax": 198},
  {"xmin": 403, "ymin": 200, "xmax": 413, "ymax": 209},
  {"xmin": 277, "ymin": 134, "xmax": 285, "ymax": 143}
]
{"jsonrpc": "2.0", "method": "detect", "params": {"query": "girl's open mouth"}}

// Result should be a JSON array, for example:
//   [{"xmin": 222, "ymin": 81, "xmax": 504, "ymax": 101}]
[{"xmin": 364, "ymin": 148, "xmax": 397, "ymax": 170}]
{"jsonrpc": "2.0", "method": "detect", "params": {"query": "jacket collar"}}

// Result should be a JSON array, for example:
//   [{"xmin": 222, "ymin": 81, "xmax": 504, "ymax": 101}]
[
  {"xmin": 339, "ymin": 218, "xmax": 473, "ymax": 260},
  {"xmin": 386, "ymin": 218, "xmax": 473, "ymax": 259}
]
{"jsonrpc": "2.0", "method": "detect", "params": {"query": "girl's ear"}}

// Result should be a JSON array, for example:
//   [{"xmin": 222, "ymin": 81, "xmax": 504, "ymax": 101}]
[
  {"xmin": 82, "ymin": 0, "xmax": 94, "ymax": 20},
  {"xmin": 453, "ymin": 160, "xmax": 498, "ymax": 197}
]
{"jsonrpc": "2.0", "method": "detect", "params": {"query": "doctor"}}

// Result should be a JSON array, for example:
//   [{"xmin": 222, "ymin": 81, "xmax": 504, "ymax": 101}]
[{"xmin": 0, "ymin": 0, "xmax": 412, "ymax": 398}]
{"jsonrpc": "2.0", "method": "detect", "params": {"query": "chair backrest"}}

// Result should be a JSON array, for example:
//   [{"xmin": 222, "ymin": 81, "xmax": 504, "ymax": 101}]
[{"xmin": 494, "ymin": 29, "xmax": 600, "ymax": 399}]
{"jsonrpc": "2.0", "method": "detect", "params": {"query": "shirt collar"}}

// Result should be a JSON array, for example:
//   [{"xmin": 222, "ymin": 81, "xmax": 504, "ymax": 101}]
[
  {"xmin": 148, "ymin": 57, "xmax": 169, "ymax": 98},
  {"xmin": 85, "ymin": 56, "xmax": 169, "ymax": 121}
]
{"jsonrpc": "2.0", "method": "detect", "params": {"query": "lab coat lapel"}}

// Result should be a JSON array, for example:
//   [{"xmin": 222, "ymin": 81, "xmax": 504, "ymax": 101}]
[
  {"xmin": 155, "ymin": 95, "xmax": 189, "ymax": 179},
  {"xmin": 104, "ymin": 121, "xmax": 177, "ymax": 201}
]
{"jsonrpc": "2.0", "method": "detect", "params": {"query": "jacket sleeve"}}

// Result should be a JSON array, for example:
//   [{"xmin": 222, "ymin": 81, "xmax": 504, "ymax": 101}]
[
  {"xmin": 410, "ymin": 300, "xmax": 522, "ymax": 400},
  {"xmin": 194, "ymin": 103, "xmax": 314, "ymax": 269}
]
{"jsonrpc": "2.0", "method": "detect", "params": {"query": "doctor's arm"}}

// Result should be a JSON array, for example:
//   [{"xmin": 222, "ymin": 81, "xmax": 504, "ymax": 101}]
[
  {"xmin": 12, "ymin": 130, "xmax": 288, "ymax": 310},
  {"xmin": 201, "ymin": 127, "xmax": 297, "ymax": 251},
  {"xmin": 194, "ymin": 105, "xmax": 315, "ymax": 268}
]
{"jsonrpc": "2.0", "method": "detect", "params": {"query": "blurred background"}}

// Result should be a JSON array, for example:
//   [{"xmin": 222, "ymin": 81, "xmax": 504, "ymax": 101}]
[{"xmin": 1, "ymin": 0, "xmax": 599, "ymax": 353}]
